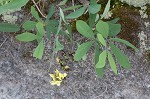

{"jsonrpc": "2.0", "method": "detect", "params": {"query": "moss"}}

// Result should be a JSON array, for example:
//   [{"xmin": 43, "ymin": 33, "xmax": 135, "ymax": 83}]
[
  {"xmin": 111, "ymin": 3, "xmax": 140, "ymax": 48},
  {"xmin": 146, "ymin": 5, "xmax": 150, "ymax": 15},
  {"xmin": 146, "ymin": 50, "xmax": 150, "ymax": 62},
  {"xmin": 98, "ymin": 0, "xmax": 140, "ymax": 47},
  {"xmin": 118, "ymin": 16, "xmax": 139, "ymax": 48},
  {"xmin": 72, "ymin": 0, "xmax": 141, "ymax": 45},
  {"xmin": 71, "ymin": 20, "xmax": 76, "ymax": 32}
]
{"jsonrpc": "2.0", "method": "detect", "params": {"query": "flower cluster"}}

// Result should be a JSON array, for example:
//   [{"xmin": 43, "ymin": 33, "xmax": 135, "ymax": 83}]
[{"xmin": 49, "ymin": 69, "xmax": 67, "ymax": 86}]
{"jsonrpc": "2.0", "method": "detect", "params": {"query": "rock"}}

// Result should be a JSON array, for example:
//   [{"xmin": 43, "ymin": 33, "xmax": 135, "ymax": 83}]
[{"xmin": 119, "ymin": 0, "xmax": 150, "ymax": 7}]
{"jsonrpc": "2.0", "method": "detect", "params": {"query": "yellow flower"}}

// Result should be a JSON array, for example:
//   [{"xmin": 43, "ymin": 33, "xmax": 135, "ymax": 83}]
[
  {"xmin": 49, "ymin": 69, "xmax": 67, "ymax": 86},
  {"xmin": 56, "ymin": 57, "xmax": 60, "ymax": 63},
  {"xmin": 50, "ymin": 81, "xmax": 62, "ymax": 86}
]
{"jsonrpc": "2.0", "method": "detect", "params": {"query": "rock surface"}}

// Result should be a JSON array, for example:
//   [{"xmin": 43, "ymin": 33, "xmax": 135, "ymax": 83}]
[
  {"xmin": 119, "ymin": 0, "xmax": 150, "ymax": 7},
  {"xmin": 0, "ymin": 1, "xmax": 150, "ymax": 99}
]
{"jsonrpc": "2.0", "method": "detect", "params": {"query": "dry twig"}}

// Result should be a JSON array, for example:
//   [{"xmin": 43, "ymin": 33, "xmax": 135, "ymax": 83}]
[{"xmin": 31, "ymin": 0, "xmax": 46, "ymax": 18}]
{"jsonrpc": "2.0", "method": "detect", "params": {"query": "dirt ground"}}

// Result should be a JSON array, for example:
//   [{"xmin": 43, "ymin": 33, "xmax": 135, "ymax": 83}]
[{"xmin": 0, "ymin": 1, "xmax": 150, "ymax": 99}]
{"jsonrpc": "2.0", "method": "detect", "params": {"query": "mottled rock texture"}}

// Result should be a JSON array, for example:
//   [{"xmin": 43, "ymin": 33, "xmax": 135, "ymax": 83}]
[{"xmin": 120, "ymin": 0, "xmax": 150, "ymax": 7}]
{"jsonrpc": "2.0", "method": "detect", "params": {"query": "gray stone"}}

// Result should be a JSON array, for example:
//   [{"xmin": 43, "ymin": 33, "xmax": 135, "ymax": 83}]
[{"xmin": 119, "ymin": 0, "xmax": 150, "ymax": 7}]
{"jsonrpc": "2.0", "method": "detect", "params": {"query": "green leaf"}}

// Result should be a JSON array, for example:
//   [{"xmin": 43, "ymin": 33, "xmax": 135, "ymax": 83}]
[
  {"xmin": 108, "ymin": 22, "xmax": 121, "ymax": 36},
  {"xmin": 94, "ymin": 45, "xmax": 105, "ymax": 78},
  {"xmin": 88, "ymin": 0, "xmax": 98, "ymax": 27},
  {"xmin": 22, "ymin": 21, "xmax": 37, "ymax": 30},
  {"xmin": 33, "ymin": 40, "xmax": 44, "ymax": 59},
  {"xmin": 64, "ymin": 23, "xmax": 72, "ymax": 35},
  {"xmin": 108, "ymin": 18, "xmax": 120, "ymax": 24},
  {"xmin": 0, "ymin": 0, "xmax": 29, "ymax": 14},
  {"xmin": 31, "ymin": 6, "xmax": 42, "ymax": 22},
  {"xmin": 15, "ymin": 32, "xmax": 37, "ymax": 42},
  {"xmin": 88, "ymin": 4, "xmax": 101, "ymax": 14},
  {"xmin": 66, "ymin": 7, "xmax": 86, "ymax": 19},
  {"xmin": 77, "ymin": 43, "xmax": 87, "ymax": 61},
  {"xmin": 95, "ymin": 67, "xmax": 105, "ymax": 78},
  {"xmin": 45, "ymin": 20, "xmax": 58, "ymax": 40},
  {"xmin": 95, "ymin": 14, "xmax": 100, "ymax": 22},
  {"xmin": 96, "ymin": 20, "xmax": 109, "ymax": 38},
  {"xmin": 55, "ymin": 38, "xmax": 64, "ymax": 52},
  {"xmin": 97, "ymin": 34, "xmax": 106, "ymax": 46},
  {"xmin": 109, "ymin": 43, "xmax": 131, "ymax": 69},
  {"xmin": 56, "ymin": 15, "xmax": 62, "ymax": 35},
  {"xmin": 46, "ymin": 20, "xmax": 58, "ymax": 27},
  {"xmin": 63, "ymin": 5, "xmax": 82, "ymax": 11},
  {"xmin": 90, "ymin": 0, "xmax": 97, "ymax": 4},
  {"xmin": 74, "ymin": 41, "xmax": 93, "ymax": 61},
  {"xmin": 101, "ymin": 0, "xmax": 111, "ymax": 19},
  {"xmin": 76, "ymin": 20, "xmax": 94, "ymax": 38},
  {"xmin": 94, "ymin": 44, "xmax": 100, "ymax": 65},
  {"xmin": 46, "ymin": 5, "xmax": 55, "ymax": 21},
  {"xmin": 36, "ymin": 22, "xmax": 45, "ymax": 36},
  {"xmin": 58, "ymin": 0, "xmax": 68, "ymax": 5},
  {"xmin": 110, "ymin": 38, "xmax": 138, "ymax": 51},
  {"xmin": 82, "ymin": 54, "xmax": 87, "ymax": 61},
  {"xmin": 36, "ymin": 32, "xmax": 42, "ymax": 43},
  {"xmin": 89, "ymin": 13, "xmax": 97, "ymax": 27},
  {"xmin": 108, "ymin": 51, "xmax": 118, "ymax": 74},
  {"xmin": 95, "ymin": 50, "xmax": 107, "ymax": 68},
  {"xmin": 59, "ymin": 7, "xmax": 66, "ymax": 23},
  {"xmin": 0, "ymin": 23, "xmax": 20, "ymax": 32}
]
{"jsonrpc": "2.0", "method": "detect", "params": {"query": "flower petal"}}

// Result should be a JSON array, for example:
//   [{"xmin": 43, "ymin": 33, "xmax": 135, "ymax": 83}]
[
  {"xmin": 60, "ymin": 73, "xmax": 67, "ymax": 79},
  {"xmin": 49, "ymin": 74, "xmax": 56, "ymax": 81},
  {"xmin": 55, "ymin": 69, "xmax": 60, "ymax": 76},
  {"xmin": 50, "ymin": 81, "xmax": 62, "ymax": 86}
]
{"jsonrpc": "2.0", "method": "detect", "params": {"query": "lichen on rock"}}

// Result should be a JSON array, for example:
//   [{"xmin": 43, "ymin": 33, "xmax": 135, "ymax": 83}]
[
  {"xmin": 138, "ymin": 31, "xmax": 149, "ymax": 52},
  {"xmin": 119, "ymin": 0, "xmax": 150, "ymax": 7},
  {"xmin": 1, "ymin": 9, "xmax": 21, "ymax": 24}
]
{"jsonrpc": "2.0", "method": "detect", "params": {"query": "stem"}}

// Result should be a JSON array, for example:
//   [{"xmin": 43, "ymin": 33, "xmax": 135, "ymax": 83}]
[
  {"xmin": 49, "ymin": 14, "xmax": 62, "ymax": 71},
  {"xmin": 49, "ymin": 43, "xmax": 56, "ymax": 71},
  {"xmin": 31, "ymin": 0, "xmax": 46, "ymax": 18}
]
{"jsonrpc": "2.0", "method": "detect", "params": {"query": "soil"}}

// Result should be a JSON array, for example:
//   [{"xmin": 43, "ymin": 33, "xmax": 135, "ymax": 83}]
[{"xmin": 0, "ymin": 0, "xmax": 150, "ymax": 99}]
